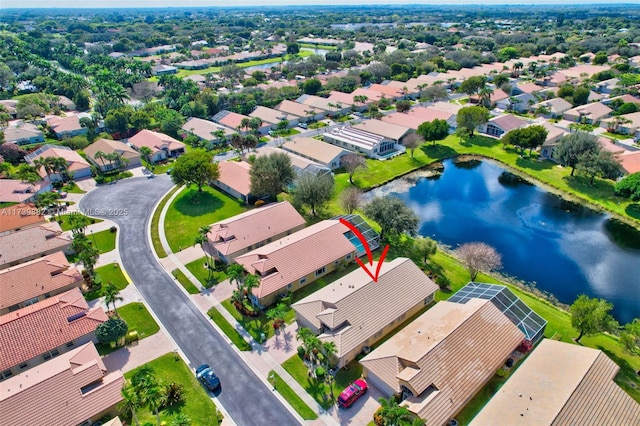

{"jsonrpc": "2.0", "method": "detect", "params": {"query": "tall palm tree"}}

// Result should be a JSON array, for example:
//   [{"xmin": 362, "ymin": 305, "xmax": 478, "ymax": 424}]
[
  {"xmin": 94, "ymin": 151, "xmax": 107, "ymax": 170},
  {"xmin": 226, "ymin": 264, "xmax": 245, "ymax": 290},
  {"xmin": 321, "ymin": 341, "xmax": 337, "ymax": 368},
  {"xmin": 139, "ymin": 146, "xmax": 153, "ymax": 165},
  {"xmin": 243, "ymin": 274, "xmax": 260, "ymax": 302},
  {"xmin": 144, "ymin": 384, "xmax": 165, "ymax": 426},
  {"xmin": 119, "ymin": 386, "xmax": 141, "ymax": 426},
  {"xmin": 33, "ymin": 158, "xmax": 53, "ymax": 181},
  {"xmin": 48, "ymin": 156, "xmax": 69, "ymax": 183},
  {"xmin": 103, "ymin": 281, "xmax": 123, "ymax": 316}
]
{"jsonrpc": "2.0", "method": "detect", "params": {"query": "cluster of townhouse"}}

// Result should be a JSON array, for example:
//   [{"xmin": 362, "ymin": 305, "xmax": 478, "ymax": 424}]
[
  {"xmin": 0, "ymin": 203, "xmax": 124, "ymax": 425},
  {"xmin": 206, "ymin": 200, "xmax": 640, "ymax": 424}
]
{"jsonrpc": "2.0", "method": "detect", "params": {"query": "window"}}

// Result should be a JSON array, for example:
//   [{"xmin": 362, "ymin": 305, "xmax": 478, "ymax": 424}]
[
  {"xmin": 334, "ymin": 260, "xmax": 339, "ymax": 265},
  {"xmin": 315, "ymin": 267, "xmax": 325, "ymax": 277},
  {"xmin": 19, "ymin": 363, "xmax": 28, "ymax": 370},
  {"xmin": 287, "ymin": 284, "xmax": 293, "ymax": 290},
  {"xmin": 1, "ymin": 369, "xmax": 13, "ymax": 380},
  {"xmin": 42, "ymin": 348, "xmax": 60, "ymax": 361},
  {"xmin": 345, "ymin": 254, "xmax": 352, "ymax": 260},
  {"xmin": 299, "ymin": 277, "xmax": 307, "ymax": 285}
]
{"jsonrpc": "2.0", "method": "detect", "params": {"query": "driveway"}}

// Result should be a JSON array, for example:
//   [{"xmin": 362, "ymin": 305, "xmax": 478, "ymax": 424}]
[{"xmin": 80, "ymin": 176, "xmax": 300, "ymax": 426}]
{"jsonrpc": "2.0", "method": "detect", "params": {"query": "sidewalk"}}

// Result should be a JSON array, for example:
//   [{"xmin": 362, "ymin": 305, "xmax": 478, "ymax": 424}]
[{"xmin": 102, "ymin": 330, "xmax": 174, "ymax": 373}]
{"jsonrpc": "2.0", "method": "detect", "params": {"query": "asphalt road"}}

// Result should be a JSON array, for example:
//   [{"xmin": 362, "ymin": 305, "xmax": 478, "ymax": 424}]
[{"xmin": 80, "ymin": 176, "xmax": 300, "ymax": 426}]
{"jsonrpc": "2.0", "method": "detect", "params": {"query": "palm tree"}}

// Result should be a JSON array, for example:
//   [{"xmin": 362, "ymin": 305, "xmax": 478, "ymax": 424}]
[
  {"xmin": 376, "ymin": 396, "xmax": 415, "ymax": 426},
  {"xmin": 119, "ymin": 386, "xmax": 141, "ymax": 426},
  {"xmin": 139, "ymin": 146, "xmax": 153, "ymax": 165},
  {"xmin": 48, "ymin": 156, "xmax": 69, "ymax": 183},
  {"xmin": 67, "ymin": 213, "xmax": 91, "ymax": 237},
  {"xmin": 94, "ymin": 151, "xmax": 107, "ymax": 170},
  {"xmin": 103, "ymin": 281, "xmax": 123, "ymax": 316},
  {"xmin": 226, "ymin": 264, "xmax": 245, "ymax": 290},
  {"xmin": 321, "ymin": 341, "xmax": 337, "ymax": 368},
  {"xmin": 33, "ymin": 158, "xmax": 53, "ymax": 181},
  {"xmin": 479, "ymin": 87, "xmax": 492, "ymax": 108},
  {"xmin": 144, "ymin": 384, "xmax": 165, "ymax": 426},
  {"xmin": 243, "ymin": 274, "xmax": 260, "ymax": 302},
  {"xmin": 266, "ymin": 303, "xmax": 288, "ymax": 331}
]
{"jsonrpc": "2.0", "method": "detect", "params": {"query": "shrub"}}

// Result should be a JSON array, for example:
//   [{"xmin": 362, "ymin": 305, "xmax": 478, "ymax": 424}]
[
  {"xmin": 614, "ymin": 172, "xmax": 640, "ymax": 201},
  {"xmin": 255, "ymin": 199, "xmax": 265, "ymax": 207},
  {"xmin": 110, "ymin": 226, "xmax": 117, "ymax": 233},
  {"xmin": 496, "ymin": 367, "xmax": 510, "ymax": 378},
  {"xmin": 280, "ymin": 296, "xmax": 292, "ymax": 305},
  {"xmin": 315, "ymin": 367, "xmax": 325, "ymax": 378},
  {"xmin": 163, "ymin": 382, "xmax": 185, "ymax": 408},
  {"xmin": 297, "ymin": 346, "xmax": 306, "ymax": 358}
]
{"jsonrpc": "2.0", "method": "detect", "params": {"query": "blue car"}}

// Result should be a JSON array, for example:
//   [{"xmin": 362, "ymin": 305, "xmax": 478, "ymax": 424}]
[{"xmin": 196, "ymin": 364, "xmax": 221, "ymax": 391}]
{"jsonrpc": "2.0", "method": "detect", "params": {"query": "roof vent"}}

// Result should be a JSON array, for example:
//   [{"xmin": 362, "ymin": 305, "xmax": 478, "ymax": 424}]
[{"xmin": 67, "ymin": 312, "xmax": 87, "ymax": 322}]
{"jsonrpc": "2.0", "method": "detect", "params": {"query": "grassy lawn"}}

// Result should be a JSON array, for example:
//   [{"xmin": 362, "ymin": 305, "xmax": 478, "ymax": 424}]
[
  {"xmin": 151, "ymin": 185, "xmax": 180, "ymax": 258},
  {"xmin": 172, "ymin": 268, "xmax": 200, "ymax": 294},
  {"xmin": 275, "ymin": 128, "xmax": 301, "ymax": 136},
  {"xmin": 84, "ymin": 263, "xmax": 129, "ymax": 301},
  {"xmin": 118, "ymin": 302, "xmax": 160, "ymax": 339},
  {"xmin": 92, "ymin": 229, "xmax": 117, "ymax": 254},
  {"xmin": 175, "ymin": 53, "xmax": 312, "ymax": 78},
  {"xmin": 308, "ymin": 121, "xmax": 328, "ymax": 129},
  {"xmin": 268, "ymin": 370, "xmax": 318, "ymax": 420},
  {"xmin": 207, "ymin": 307, "xmax": 252, "ymax": 351},
  {"xmin": 602, "ymin": 131, "xmax": 632, "ymax": 140},
  {"xmin": 299, "ymin": 43, "xmax": 338, "ymax": 50},
  {"xmin": 185, "ymin": 256, "xmax": 227, "ymax": 287},
  {"xmin": 164, "ymin": 186, "xmax": 247, "ymax": 252},
  {"xmin": 152, "ymin": 160, "xmax": 175, "ymax": 175},
  {"xmin": 62, "ymin": 183, "xmax": 86, "ymax": 194},
  {"xmin": 282, "ymin": 355, "xmax": 363, "ymax": 409},
  {"xmin": 55, "ymin": 213, "xmax": 103, "ymax": 231},
  {"xmin": 456, "ymin": 375, "xmax": 508, "ymax": 424},
  {"xmin": 123, "ymin": 354, "xmax": 219, "ymax": 426}
]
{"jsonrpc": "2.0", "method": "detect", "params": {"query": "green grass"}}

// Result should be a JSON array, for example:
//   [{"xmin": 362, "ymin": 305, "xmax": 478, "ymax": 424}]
[
  {"xmin": 207, "ymin": 307, "xmax": 252, "ymax": 351},
  {"xmin": 274, "ymin": 128, "xmax": 301, "ymax": 136},
  {"xmin": 91, "ymin": 229, "xmax": 117, "ymax": 254},
  {"xmin": 85, "ymin": 263, "xmax": 129, "ymax": 301},
  {"xmin": 185, "ymin": 256, "xmax": 227, "ymax": 287},
  {"xmin": 152, "ymin": 160, "xmax": 175, "ymax": 175},
  {"xmin": 172, "ymin": 268, "xmax": 200, "ymax": 294},
  {"xmin": 174, "ymin": 53, "xmax": 312, "ymax": 78},
  {"xmin": 118, "ymin": 302, "xmax": 160, "ymax": 339},
  {"xmin": 268, "ymin": 370, "xmax": 318, "ymax": 420},
  {"xmin": 299, "ymin": 43, "xmax": 338, "ymax": 50},
  {"xmin": 456, "ymin": 375, "xmax": 508, "ymax": 424},
  {"xmin": 282, "ymin": 355, "xmax": 363, "ymax": 409},
  {"xmin": 602, "ymin": 131, "xmax": 632, "ymax": 140},
  {"xmin": 55, "ymin": 213, "xmax": 103, "ymax": 231},
  {"xmin": 151, "ymin": 185, "xmax": 180, "ymax": 258},
  {"xmin": 308, "ymin": 121, "xmax": 328, "ymax": 129},
  {"xmin": 164, "ymin": 186, "xmax": 247, "ymax": 252},
  {"xmin": 62, "ymin": 183, "xmax": 86, "ymax": 194},
  {"xmin": 123, "ymin": 354, "xmax": 219, "ymax": 426}
]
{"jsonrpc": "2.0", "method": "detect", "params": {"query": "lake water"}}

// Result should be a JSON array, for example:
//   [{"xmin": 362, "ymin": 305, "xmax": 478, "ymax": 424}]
[{"xmin": 366, "ymin": 158, "xmax": 640, "ymax": 323}]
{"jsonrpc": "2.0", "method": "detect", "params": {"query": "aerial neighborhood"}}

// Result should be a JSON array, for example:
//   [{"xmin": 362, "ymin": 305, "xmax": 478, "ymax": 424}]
[{"xmin": 1, "ymin": 4, "xmax": 640, "ymax": 426}]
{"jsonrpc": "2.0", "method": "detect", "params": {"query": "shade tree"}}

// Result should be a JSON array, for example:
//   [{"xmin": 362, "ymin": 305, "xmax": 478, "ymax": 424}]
[
  {"xmin": 249, "ymin": 152, "xmax": 295, "ymax": 201},
  {"xmin": 570, "ymin": 294, "xmax": 618, "ymax": 343},
  {"xmin": 456, "ymin": 106, "xmax": 489, "ymax": 137},
  {"xmin": 171, "ymin": 150, "xmax": 219, "ymax": 193},
  {"xmin": 455, "ymin": 242, "xmax": 502, "ymax": 281},
  {"xmin": 364, "ymin": 196, "xmax": 419, "ymax": 241}
]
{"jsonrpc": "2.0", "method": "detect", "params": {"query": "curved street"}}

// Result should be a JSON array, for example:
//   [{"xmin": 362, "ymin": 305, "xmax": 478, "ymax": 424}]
[{"xmin": 80, "ymin": 176, "xmax": 301, "ymax": 426}]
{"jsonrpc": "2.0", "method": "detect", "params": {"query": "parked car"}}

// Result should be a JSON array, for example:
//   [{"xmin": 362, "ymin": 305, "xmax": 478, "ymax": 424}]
[
  {"xmin": 196, "ymin": 364, "xmax": 221, "ymax": 391},
  {"xmin": 337, "ymin": 379, "xmax": 367, "ymax": 408},
  {"xmin": 299, "ymin": 122, "xmax": 308, "ymax": 129},
  {"xmin": 166, "ymin": 168, "xmax": 173, "ymax": 175}
]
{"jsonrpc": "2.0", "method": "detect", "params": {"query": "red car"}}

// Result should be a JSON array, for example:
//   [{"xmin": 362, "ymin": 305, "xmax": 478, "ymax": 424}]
[{"xmin": 337, "ymin": 379, "xmax": 368, "ymax": 408}]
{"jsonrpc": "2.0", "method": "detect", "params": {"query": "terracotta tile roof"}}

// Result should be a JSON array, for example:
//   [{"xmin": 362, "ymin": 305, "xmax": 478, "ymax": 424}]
[
  {"xmin": 327, "ymin": 91, "xmax": 358, "ymax": 106},
  {"xmin": 351, "ymin": 119, "xmax": 411, "ymax": 141},
  {"xmin": 369, "ymin": 83, "xmax": 405, "ymax": 98},
  {"xmin": 208, "ymin": 201, "xmax": 305, "ymax": 257},
  {"xmin": 516, "ymin": 82, "xmax": 543, "ymax": 94},
  {"xmin": 253, "ymin": 146, "xmax": 328, "ymax": 175},
  {"xmin": 293, "ymin": 258, "xmax": 438, "ymax": 359},
  {"xmin": 0, "ymin": 342, "xmax": 124, "ymax": 426},
  {"xmin": 275, "ymin": 100, "xmax": 322, "ymax": 118},
  {"xmin": 249, "ymin": 106, "xmax": 300, "ymax": 125},
  {"xmin": 0, "ymin": 180, "xmax": 50, "ymax": 204},
  {"xmin": 27, "ymin": 145, "xmax": 91, "ymax": 176},
  {"xmin": 47, "ymin": 115, "xmax": 83, "ymax": 134},
  {"xmin": 0, "ymin": 288, "xmax": 107, "ymax": 371},
  {"xmin": 213, "ymin": 110, "xmax": 257, "ymax": 130},
  {"xmin": 3, "ymin": 122, "xmax": 43, "ymax": 143},
  {"xmin": 0, "ymin": 251, "xmax": 82, "ymax": 311},
  {"xmin": 382, "ymin": 107, "xmax": 454, "ymax": 130},
  {"xmin": 84, "ymin": 139, "xmax": 141, "ymax": 163},
  {"xmin": 235, "ymin": 220, "xmax": 356, "ymax": 299},
  {"xmin": 351, "ymin": 87, "xmax": 385, "ymax": 102},
  {"xmin": 182, "ymin": 117, "xmax": 234, "ymax": 140},
  {"xmin": 619, "ymin": 151, "xmax": 640, "ymax": 175},
  {"xmin": 360, "ymin": 299, "xmax": 524, "ymax": 425},
  {"xmin": 489, "ymin": 114, "xmax": 529, "ymax": 133},
  {"xmin": 128, "ymin": 129, "xmax": 185, "ymax": 154},
  {"xmin": 298, "ymin": 94, "xmax": 339, "ymax": 112},
  {"xmin": 0, "ymin": 222, "xmax": 72, "ymax": 269},
  {"xmin": 471, "ymin": 339, "xmax": 640, "ymax": 425},
  {"xmin": 0, "ymin": 203, "xmax": 45, "ymax": 233},
  {"xmin": 539, "ymin": 97, "xmax": 573, "ymax": 114},
  {"xmin": 431, "ymin": 101, "xmax": 464, "ymax": 115},
  {"xmin": 215, "ymin": 161, "xmax": 252, "ymax": 197},
  {"xmin": 561, "ymin": 64, "xmax": 610, "ymax": 79},
  {"xmin": 282, "ymin": 137, "xmax": 351, "ymax": 166},
  {"xmin": 565, "ymin": 102, "xmax": 612, "ymax": 121}
]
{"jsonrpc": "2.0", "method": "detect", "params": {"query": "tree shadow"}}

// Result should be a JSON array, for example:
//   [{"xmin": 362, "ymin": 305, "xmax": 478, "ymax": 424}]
[
  {"xmin": 515, "ymin": 156, "xmax": 555, "ymax": 171},
  {"xmin": 173, "ymin": 189, "xmax": 224, "ymax": 216},
  {"xmin": 458, "ymin": 135, "xmax": 500, "ymax": 148},
  {"xmin": 626, "ymin": 203, "xmax": 640, "ymax": 220},
  {"xmin": 596, "ymin": 345, "xmax": 640, "ymax": 393},
  {"xmin": 420, "ymin": 144, "xmax": 457, "ymax": 160}
]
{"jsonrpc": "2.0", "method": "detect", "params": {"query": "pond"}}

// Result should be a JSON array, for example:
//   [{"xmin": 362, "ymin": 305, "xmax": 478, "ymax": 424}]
[{"xmin": 366, "ymin": 158, "xmax": 640, "ymax": 324}]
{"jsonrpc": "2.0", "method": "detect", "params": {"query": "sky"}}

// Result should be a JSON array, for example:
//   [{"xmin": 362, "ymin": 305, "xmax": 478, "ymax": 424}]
[{"xmin": 2, "ymin": 0, "xmax": 638, "ymax": 9}]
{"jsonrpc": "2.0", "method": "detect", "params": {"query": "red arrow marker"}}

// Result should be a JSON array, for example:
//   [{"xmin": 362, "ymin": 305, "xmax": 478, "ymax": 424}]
[{"xmin": 339, "ymin": 218, "xmax": 390, "ymax": 282}]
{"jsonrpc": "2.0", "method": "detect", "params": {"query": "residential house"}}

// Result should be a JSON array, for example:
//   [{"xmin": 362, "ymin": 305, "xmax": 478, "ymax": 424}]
[
  {"xmin": 619, "ymin": 151, "xmax": 640, "ymax": 175},
  {"xmin": 595, "ymin": 77, "xmax": 620, "ymax": 95},
  {"xmin": 496, "ymin": 93, "xmax": 537, "ymax": 112},
  {"xmin": 430, "ymin": 101, "xmax": 464, "ymax": 116},
  {"xmin": 274, "ymin": 100, "xmax": 325, "ymax": 122},
  {"xmin": 282, "ymin": 137, "xmax": 351, "ymax": 170},
  {"xmin": 563, "ymin": 102, "xmax": 612, "ymax": 124},
  {"xmin": 234, "ymin": 220, "xmax": 358, "ymax": 306},
  {"xmin": 473, "ymin": 88, "xmax": 510, "ymax": 109},
  {"xmin": 479, "ymin": 114, "xmax": 529, "ymax": 138},
  {"xmin": 3, "ymin": 122, "xmax": 44, "ymax": 145},
  {"xmin": 0, "ymin": 288, "xmax": 107, "ymax": 378},
  {"xmin": 0, "ymin": 203, "xmax": 45, "ymax": 235},
  {"xmin": 602, "ymin": 111, "xmax": 640, "ymax": 136},
  {"xmin": 297, "ymin": 94, "xmax": 352, "ymax": 116},
  {"xmin": 0, "ymin": 180, "xmax": 51, "ymax": 204},
  {"xmin": 350, "ymin": 87, "xmax": 386, "ymax": 103},
  {"xmin": 181, "ymin": 117, "xmax": 234, "ymax": 146},
  {"xmin": 359, "ymin": 299, "xmax": 525, "ymax": 425},
  {"xmin": 292, "ymin": 258, "xmax": 439, "ymax": 368},
  {"xmin": 212, "ymin": 110, "xmax": 271, "ymax": 135},
  {"xmin": 382, "ymin": 107, "xmax": 456, "ymax": 131},
  {"xmin": 84, "ymin": 139, "xmax": 141, "ymax": 172},
  {"xmin": 250, "ymin": 106, "xmax": 300, "ymax": 129},
  {"xmin": 368, "ymin": 83, "xmax": 406, "ymax": 100},
  {"xmin": 0, "ymin": 100, "xmax": 17, "ymax": 118},
  {"xmin": 511, "ymin": 82, "xmax": 543, "ymax": 96},
  {"xmin": 128, "ymin": 129, "xmax": 186, "ymax": 163},
  {"xmin": 25, "ymin": 144, "xmax": 92, "ymax": 181},
  {"xmin": 175, "ymin": 59, "xmax": 210, "ymax": 70},
  {"xmin": 207, "ymin": 201, "xmax": 306, "ymax": 264},
  {"xmin": 538, "ymin": 122, "xmax": 568, "ymax": 160},
  {"xmin": 0, "ymin": 342, "xmax": 124, "ymax": 426},
  {"xmin": 0, "ymin": 222, "xmax": 73, "ymax": 270},
  {"xmin": 55, "ymin": 95, "xmax": 76, "ymax": 111},
  {"xmin": 151, "ymin": 64, "xmax": 178, "ymax": 76},
  {"xmin": 47, "ymin": 115, "xmax": 87, "ymax": 139},
  {"xmin": 212, "ymin": 160, "xmax": 253, "ymax": 204},
  {"xmin": 602, "ymin": 94, "xmax": 640, "ymax": 106},
  {"xmin": 324, "ymin": 124, "xmax": 407, "ymax": 160},
  {"xmin": 253, "ymin": 146, "xmax": 331, "ymax": 177},
  {"xmin": 534, "ymin": 97, "xmax": 573, "ymax": 118},
  {"xmin": 471, "ymin": 339, "xmax": 640, "ymax": 425},
  {"xmin": 327, "ymin": 91, "xmax": 363, "ymax": 111},
  {"xmin": 0, "ymin": 251, "xmax": 82, "ymax": 315}
]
